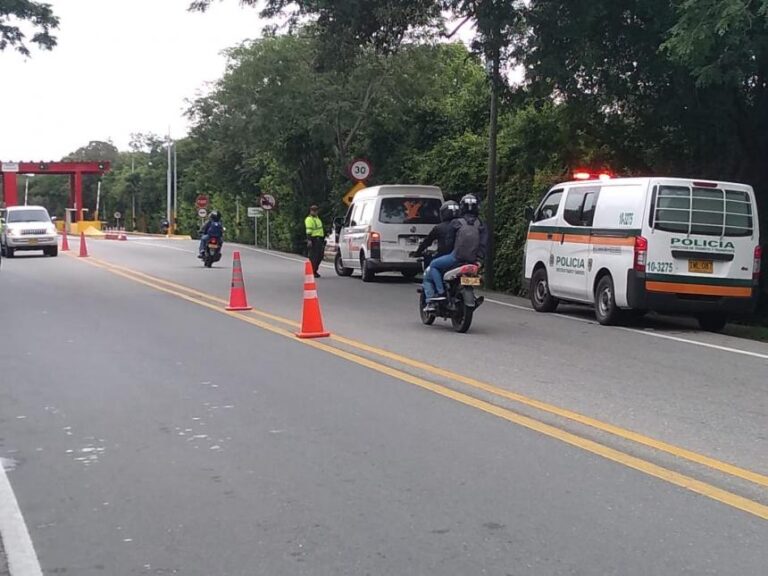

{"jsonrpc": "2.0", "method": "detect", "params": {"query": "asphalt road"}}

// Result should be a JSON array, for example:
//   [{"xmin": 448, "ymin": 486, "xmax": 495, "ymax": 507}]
[{"xmin": 1, "ymin": 237, "xmax": 767, "ymax": 575}]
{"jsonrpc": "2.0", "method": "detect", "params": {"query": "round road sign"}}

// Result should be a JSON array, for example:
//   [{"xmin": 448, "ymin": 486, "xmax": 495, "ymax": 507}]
[
  {"xmin": 260, "ymin": 194, "xmax": 277, "ymax": 211},
  {"xmin": 114, "ymin": 211, "xmax": 122, "ymax": 220},
  {"xmin": 196, "ymin": 195, "xmax": 209, "ymax": 210},
  {"xmin": 349, "ymin": 158, "xmax": 372, "ymax": 182},
  {"xmin": 198, "ymin": 208, "xmax": 208, "ymax": 218}
]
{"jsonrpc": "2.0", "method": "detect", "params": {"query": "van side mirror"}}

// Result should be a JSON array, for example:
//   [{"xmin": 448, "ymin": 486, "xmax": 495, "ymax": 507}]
[
  {"xmin": 51, "ymin": 216, "xmax": 58, "ymax": 223},
  {"xmin": 333, "ymin": 217, "xmax": 344, "ymax": 232},
  {"xmin": 524, "ymin": 206, "xmax": 535, "ymax": 222}
]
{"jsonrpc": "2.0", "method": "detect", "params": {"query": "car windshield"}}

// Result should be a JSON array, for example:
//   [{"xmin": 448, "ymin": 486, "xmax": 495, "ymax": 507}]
[
  {"xmin": 7, "ymin": 209, "xmax": 51, "ymax": 223},
  {"xmin": 379, "ymin": 198, "xmax": 441, "ymax": 225}
]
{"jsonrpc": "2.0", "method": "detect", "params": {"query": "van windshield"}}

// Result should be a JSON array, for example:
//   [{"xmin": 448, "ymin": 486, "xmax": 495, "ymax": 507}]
[
  {"xmin": 652, "ymin": 186, "xmax": 754, "ymax": 237},
  {"xmin": 379, "ymin": 198, "xmax": 441, "ymax": 225},
  {"xmin": 7, "ymin": 208, "xmax": 51, "ymax": 223}
]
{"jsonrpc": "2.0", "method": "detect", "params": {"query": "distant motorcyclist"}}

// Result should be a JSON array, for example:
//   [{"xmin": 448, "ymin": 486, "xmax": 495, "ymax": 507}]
[
  {"xmin": 198, "ymin": 211, "xmax": 224, "ymax": 258},
  {"xmin": 427, "ymin": 194, "xmax": 487, "ymax": 304},
  {"xmin": 411, "ymin": 200, "xmax": 460, "ymax": 312}
]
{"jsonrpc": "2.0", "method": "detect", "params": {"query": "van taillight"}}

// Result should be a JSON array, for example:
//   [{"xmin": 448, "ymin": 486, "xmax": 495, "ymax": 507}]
[
  {"xmin": 754, "ymin": 246, "xmax": 762, "ymax": 280},
  {"xmin": 634, "ymin": 236, "xmax": 648, "ymax": 272},
  {"xmin": 368, "ymin": 231, "xmax": 381, "ymax": 250}
]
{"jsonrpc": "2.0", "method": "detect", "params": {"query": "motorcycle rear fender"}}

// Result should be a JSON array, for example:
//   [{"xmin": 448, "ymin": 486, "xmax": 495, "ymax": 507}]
[{"xmin": 460, "ymin": 286, "xmax": 477, "ymax": 308}]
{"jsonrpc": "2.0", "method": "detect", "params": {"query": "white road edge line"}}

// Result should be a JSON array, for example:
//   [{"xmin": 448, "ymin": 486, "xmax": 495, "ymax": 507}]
[
  {"xmin": 485, "ymin": 297, "xmax": 768, "ymax": 360},
  {"xmin": 0, "ymin": 463, "xmax": 43, "ymax": 576}
]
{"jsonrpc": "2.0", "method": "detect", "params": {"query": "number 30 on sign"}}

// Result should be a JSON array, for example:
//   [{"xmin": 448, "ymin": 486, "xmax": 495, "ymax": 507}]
[{"xmin": 348, "ymin": 158, "xmax": 372, "ymax": 182}]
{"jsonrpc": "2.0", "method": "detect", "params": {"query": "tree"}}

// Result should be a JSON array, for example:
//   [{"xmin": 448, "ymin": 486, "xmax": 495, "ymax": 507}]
[{"xmin": 0, "ymin": 0, "xmax": 58, "ymax": 56}]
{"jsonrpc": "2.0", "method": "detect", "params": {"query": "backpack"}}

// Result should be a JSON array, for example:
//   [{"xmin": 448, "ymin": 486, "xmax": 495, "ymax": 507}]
[
  {"xmin": 452, "ymin": 218, "xmax": 481, "ymax": 263},
  {"xmin": 208, "ymin": 221, "xmax": 224, "ymax": 238}
]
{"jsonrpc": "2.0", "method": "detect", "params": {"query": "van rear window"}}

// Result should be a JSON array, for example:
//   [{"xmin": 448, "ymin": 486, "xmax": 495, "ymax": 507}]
[
  {"xmin": 379, "ymin": 198, "xmax": 441, "ymax": 225},
  {"xmin": 652, "ymin": 186, "xmax": 754, "ymax": 237}
]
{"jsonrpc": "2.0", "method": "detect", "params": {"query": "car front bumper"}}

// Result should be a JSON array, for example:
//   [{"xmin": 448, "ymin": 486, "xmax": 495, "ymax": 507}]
[{"xmin": 5, "ymin": 235, "xmax": 58, "ymax": 249}]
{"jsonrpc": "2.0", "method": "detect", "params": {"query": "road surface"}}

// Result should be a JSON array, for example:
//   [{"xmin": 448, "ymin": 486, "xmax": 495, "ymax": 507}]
[{"xmin": 1, "ymin": 237, "xmax": 766, "ymax": 575}]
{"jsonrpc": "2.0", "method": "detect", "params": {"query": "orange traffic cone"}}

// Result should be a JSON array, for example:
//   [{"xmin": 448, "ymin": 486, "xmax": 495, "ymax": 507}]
[
  {"xmin": 61, "ymin": 229, "xmax": 70, "ymax": 252},
  {"xmin": 79, "ymin": 231, "xmax": 89, "ymax": 258},
  {"xmin": 225, "ymin": 251, "xmax": 252, "ymax": 311},
  {"xmin": 296, "ymin": 260, "xmax": 330, "ymax": 339}
]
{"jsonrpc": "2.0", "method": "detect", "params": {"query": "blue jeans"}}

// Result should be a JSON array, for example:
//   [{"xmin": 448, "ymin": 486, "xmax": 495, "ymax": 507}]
[
  {"xmin": 422, "ymin": 267, "xmax": 437, "ymax": 299},
  {"xmin": 428, "ymin": 254, "xmax": 460, "ymax": 298}
]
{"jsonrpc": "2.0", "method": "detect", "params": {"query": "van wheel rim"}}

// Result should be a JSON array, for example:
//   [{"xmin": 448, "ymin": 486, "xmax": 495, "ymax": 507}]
[
  {"xmin": 599, "ymin": 286, "xmax": 612, "ymax": 316},
  {"xmin": 535, "ymin": 280, "xmax": 548, "ymax": 304}
]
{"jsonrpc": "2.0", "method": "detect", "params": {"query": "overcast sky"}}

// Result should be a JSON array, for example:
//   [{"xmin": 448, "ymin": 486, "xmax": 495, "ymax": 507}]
[{"xmin": 1, "ymin": 0, "xmax": 268, "ymax": 161}]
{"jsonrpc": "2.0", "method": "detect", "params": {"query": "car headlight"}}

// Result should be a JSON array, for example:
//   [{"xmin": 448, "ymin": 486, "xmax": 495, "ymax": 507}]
[
  {"xmin": 47, "ymin": 226, "xmax": 57, "ymax": 235},
  {"xmin": 9, "ymin": 228, "xmax": 21, "ymax": 237}
]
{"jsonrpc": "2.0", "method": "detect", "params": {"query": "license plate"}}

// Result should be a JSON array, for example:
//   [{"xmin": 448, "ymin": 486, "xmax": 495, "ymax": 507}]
[
  {"xmin": 29, "ymin": 238, "xmax": 38, "ymax": 244},
  {"xmin": 460, "ymin": 276, "xmax": 481, "ymax": 286},
  {"xmin": 406, "ymin": 237, "xmax": 420, "ymax": 245},
  {"xmin": 688, "ymin": 260, "xmax": 713, "ymax": 274},
  {"xmin": 208, "ymin": 243, "xmax": 219, "ymax": 249}
]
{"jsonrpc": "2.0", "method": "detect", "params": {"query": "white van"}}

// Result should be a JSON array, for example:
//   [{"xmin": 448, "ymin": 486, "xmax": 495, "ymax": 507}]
[
  {"xmin": 333, "ymin": 185, "xmax": 444, "ymax": 281},
  {"xmin": 524, "ymin": 176, "xmax": 761, "ymax": 331}
]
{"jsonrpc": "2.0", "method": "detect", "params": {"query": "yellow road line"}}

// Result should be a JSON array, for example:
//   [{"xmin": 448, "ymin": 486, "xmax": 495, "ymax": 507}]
[
  {"xmin": 73, "ymin": 254, "xmax": 768, "ymax": 521},
  {"xmin": 86, "ymin": 256, "xmax": 768, "ymax": 491}
]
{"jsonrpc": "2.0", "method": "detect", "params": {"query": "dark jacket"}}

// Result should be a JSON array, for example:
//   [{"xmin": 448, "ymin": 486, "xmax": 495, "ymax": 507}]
[
  {"xmin": 201, "ymin": 220, "xmax": 223, "ymax": 238},
  {"xmin": 415, "ymin": 220, "xmax": 457, "ymax": 257},
  {"xmin": 452, "ymin": 215, "xmax": 488, "ymax": 262}
]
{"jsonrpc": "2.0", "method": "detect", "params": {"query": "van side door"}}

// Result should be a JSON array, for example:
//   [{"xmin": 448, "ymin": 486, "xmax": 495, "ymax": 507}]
[
  {"xmin": 549, "ymin": 186, "xmax": 597, "ymax": 301},
  {"xmin": 527, "ymin": 188, "xmax": 564, "ymax": 289}
]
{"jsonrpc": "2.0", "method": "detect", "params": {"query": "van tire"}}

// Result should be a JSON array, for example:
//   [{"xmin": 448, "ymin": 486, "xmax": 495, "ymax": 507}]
[
  {"xmin": 335, "ymin": 251, "xmax": 353, "ymax": 277},
  {"xmin": 697, "ymin": 314, "xmax": 728, "ymax": 332},
  {"xmin": 360, "ymin": 254, "xmax": 375, "ymax": 282},
  {"xmin": 530, "ymin": 268, "xmax": 559, "ymax": 312},
  {"xmin": 594, "ymin": 275, "xmax": 621, "ymax": 326},
  {"xmin": 5, "ymin": 247, "xmax": 15, "ymax": 258}
]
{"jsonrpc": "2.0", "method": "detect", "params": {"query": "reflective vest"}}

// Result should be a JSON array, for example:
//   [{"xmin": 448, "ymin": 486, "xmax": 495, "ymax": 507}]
[{"xmin": 305, "ymin": 215, "xmax": 324, "ymax": 238}]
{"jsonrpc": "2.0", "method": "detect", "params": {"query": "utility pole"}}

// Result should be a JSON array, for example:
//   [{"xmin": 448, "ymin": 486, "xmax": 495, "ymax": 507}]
[
  {"xmin": 485, "ymin": 52, "xmax": 500, "ymax": 291},
  {"xmin": 172, "ymin": 142, "xmax": 178, "ymax": 235},
  {"xmin": 166, "ymin": 133, "xmax": 172, "ymax": 237},
  {"xmin": 131, "ymin": 156, "xmax": 136, "ymax": 231}
]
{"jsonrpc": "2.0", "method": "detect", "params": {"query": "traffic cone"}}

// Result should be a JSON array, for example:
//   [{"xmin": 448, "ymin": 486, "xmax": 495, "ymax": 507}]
[
  {"xmin": 296, "ymin": 260, "xmax": 330, "ymax": 339},
  {"xmin": 225, "ymin": 251, "xmax": 252, "ymax": 311},
  {"xmin": 78, "ymin": 231, "xmax": 89, "ymax": 258},
  {"xmin": 61, "ymin": 229, "xmax": 70, "ymax": 252}
]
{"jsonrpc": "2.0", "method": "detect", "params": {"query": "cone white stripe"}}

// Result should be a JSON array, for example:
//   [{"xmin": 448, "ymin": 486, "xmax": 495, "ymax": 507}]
[
  {"xmin": 304, "ymin": 290, "xmax": 318, "ymax": 299},
  {"xmin": 305, "ymin": 274, "xmax": 315, "ymax": 283}
]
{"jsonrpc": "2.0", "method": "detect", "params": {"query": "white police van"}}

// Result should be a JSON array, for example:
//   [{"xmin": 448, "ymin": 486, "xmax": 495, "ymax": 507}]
[
  {"xmin": 524, "ymin": 176, "xmax": 761, "ymax": 331},
  {"xmin": 334, "ymin": 185, "xmax": 444, "ymax": 282}
]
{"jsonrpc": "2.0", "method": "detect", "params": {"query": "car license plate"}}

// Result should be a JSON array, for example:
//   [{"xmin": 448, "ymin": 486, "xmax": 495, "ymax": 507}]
[
  {"xmin": 29, "ymin": 238, "xmax": 38, "ymax": 244},
  {"xmin": 688, "ymin": 259, "xmax": 713, "ymax": 274},
  {"xmin": 406, "ymin": 236, "xmax": 419, "ymax": 245},
  {"xmin": 461, "ymin": 276, "xmax": 481, "ymax": 286}
]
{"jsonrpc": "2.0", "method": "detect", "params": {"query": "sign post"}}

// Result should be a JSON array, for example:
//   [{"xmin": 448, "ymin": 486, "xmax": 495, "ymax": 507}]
[
  {"xmin": 247, "ymin": 207, "xmax": 263, "ymax": 247},
  {"xmin": 197, "ymin": 207, "xmax": 207, "ymax": 229},
  {"xmin": 260, "ymin": 194, "xmax": 276, "ymax": 251},
  {"xmin": 114, "ymin": 211, "xmax": 122, "ymax": 230}
]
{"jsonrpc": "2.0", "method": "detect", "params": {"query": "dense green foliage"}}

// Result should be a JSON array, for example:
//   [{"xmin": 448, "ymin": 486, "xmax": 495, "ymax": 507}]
[{"xmin": 15, "ymin": 1, "xmax": 768, "ymax": 321}]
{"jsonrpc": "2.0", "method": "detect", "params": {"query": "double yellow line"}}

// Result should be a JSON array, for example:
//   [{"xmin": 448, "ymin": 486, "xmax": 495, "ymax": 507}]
[{"xmin": 74, "ymin": 254, "xmax": 768, "ymax": 521}]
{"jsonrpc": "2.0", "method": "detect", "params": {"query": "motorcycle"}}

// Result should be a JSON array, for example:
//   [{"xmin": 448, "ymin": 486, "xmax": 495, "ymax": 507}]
[
  {"xmin": 202, "ymin": 236, "xmax": 223, "ymax": 268},
  {"xmin": 416, "ymin": 252, "xmax": 484, "ymax": 333}
]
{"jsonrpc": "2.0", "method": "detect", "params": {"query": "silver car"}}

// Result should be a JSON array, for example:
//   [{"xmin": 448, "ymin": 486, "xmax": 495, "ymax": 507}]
[{"xmin": 1, "ymin": 205, "xmax": 59, "ymax": 258}]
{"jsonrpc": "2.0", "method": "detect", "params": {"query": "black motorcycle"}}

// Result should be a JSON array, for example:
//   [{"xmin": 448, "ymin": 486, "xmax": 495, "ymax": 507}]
[
  {"xmin": 202, "ymin": 236, "xmax": 223, "ymax": 268},
  {"xmin": 416, "ymin": 252, "xmax": 484, "ymax": 333}
]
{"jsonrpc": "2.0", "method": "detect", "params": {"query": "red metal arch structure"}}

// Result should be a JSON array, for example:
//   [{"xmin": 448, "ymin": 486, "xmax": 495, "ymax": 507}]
[{"xmin": 1, "ymin": 161, "xmax": 111, "ymax": 221}]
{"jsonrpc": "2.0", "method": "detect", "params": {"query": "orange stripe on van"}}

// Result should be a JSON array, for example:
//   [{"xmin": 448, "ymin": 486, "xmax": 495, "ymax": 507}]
[
  {"xmin": 646, "ymin": 282, "xmax": 753, "ymax": 298},
  {"xmin": 562, "ymin": 234, "xmax": 592, "ymax": 244},
  {"xmin": 590, "ymin": 236, "xmax": 636, "ymax": 247},
  {"xmin": 527, "ymin": 231, "xmax": 550, "ymax": 241}
]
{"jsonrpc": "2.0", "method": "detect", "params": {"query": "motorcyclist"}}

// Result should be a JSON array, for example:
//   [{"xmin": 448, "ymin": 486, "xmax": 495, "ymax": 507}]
[
  {"xmin": 426, "ymin": 194, "xmax": 487, "ymax": 305},
  {"xmin": 410, "ymin": 200, "xmax": 461, "ymax": 312},
  {"xmin": 198, "ymin": 211, "xmax": 224, "ymax": 258}
]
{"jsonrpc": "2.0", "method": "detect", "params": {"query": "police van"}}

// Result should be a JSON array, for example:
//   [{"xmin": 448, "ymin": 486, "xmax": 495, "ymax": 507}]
[
  {"xmin": 333, "ymin": 185, "xmax": 444, "ymax": 282},
  {"xmin": 524, "ymin": 176, "xmax": 762, "ymax": 331}
]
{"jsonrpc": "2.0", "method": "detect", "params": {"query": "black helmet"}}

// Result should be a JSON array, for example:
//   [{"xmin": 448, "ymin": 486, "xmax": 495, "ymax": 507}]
[
  {"xmin": 459, "ymin": 194, "xmax": 479, "ymax": 216},
  {"xmin": 210, "ymin": 210, "xmax": 221, "ymax": 222},
  {"xmin": 439, "ymin": 200, "xmax": 460, "ymax": 222}
]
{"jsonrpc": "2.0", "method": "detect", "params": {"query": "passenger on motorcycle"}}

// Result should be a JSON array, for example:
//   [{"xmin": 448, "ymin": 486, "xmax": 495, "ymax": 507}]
[
  {"xmin": 425, "ymin": 194, "xmax": 487, "ymax": 311},
  {"xmin": 198, "ymin": 211, "xmax": 224, "ymax": 258},
  {"xmin": 411, "ymin": 201, "xmax": 461, "ymax": 307}
]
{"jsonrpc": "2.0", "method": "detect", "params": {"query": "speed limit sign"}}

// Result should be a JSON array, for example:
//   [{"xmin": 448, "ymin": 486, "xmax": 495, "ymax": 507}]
[{"xmin": 348, "ymin": 158, "xmax": 372, "ymax": 182}]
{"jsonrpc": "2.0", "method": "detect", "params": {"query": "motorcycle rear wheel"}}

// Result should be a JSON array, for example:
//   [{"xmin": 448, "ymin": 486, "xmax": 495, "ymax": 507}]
[{"xmin": 451, "ymin": 296, "xmax": 474, "ymax": 333}]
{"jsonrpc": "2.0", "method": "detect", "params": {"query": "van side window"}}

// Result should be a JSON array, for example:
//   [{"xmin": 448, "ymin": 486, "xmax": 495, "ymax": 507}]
[
  {"xmin": 563, "ymin": 187, "xmax": 599, "ymax": 227},
  {"xmin": 343, "ymin": 204, "xmax": 355, "ymax": 227},
  {"xmin": 358, "ymin": 201, "xmax": 375, "ymax": 226},
  {"xmin": 534, "ymin": 189, "xmax": 563, "ymax": 222}
]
